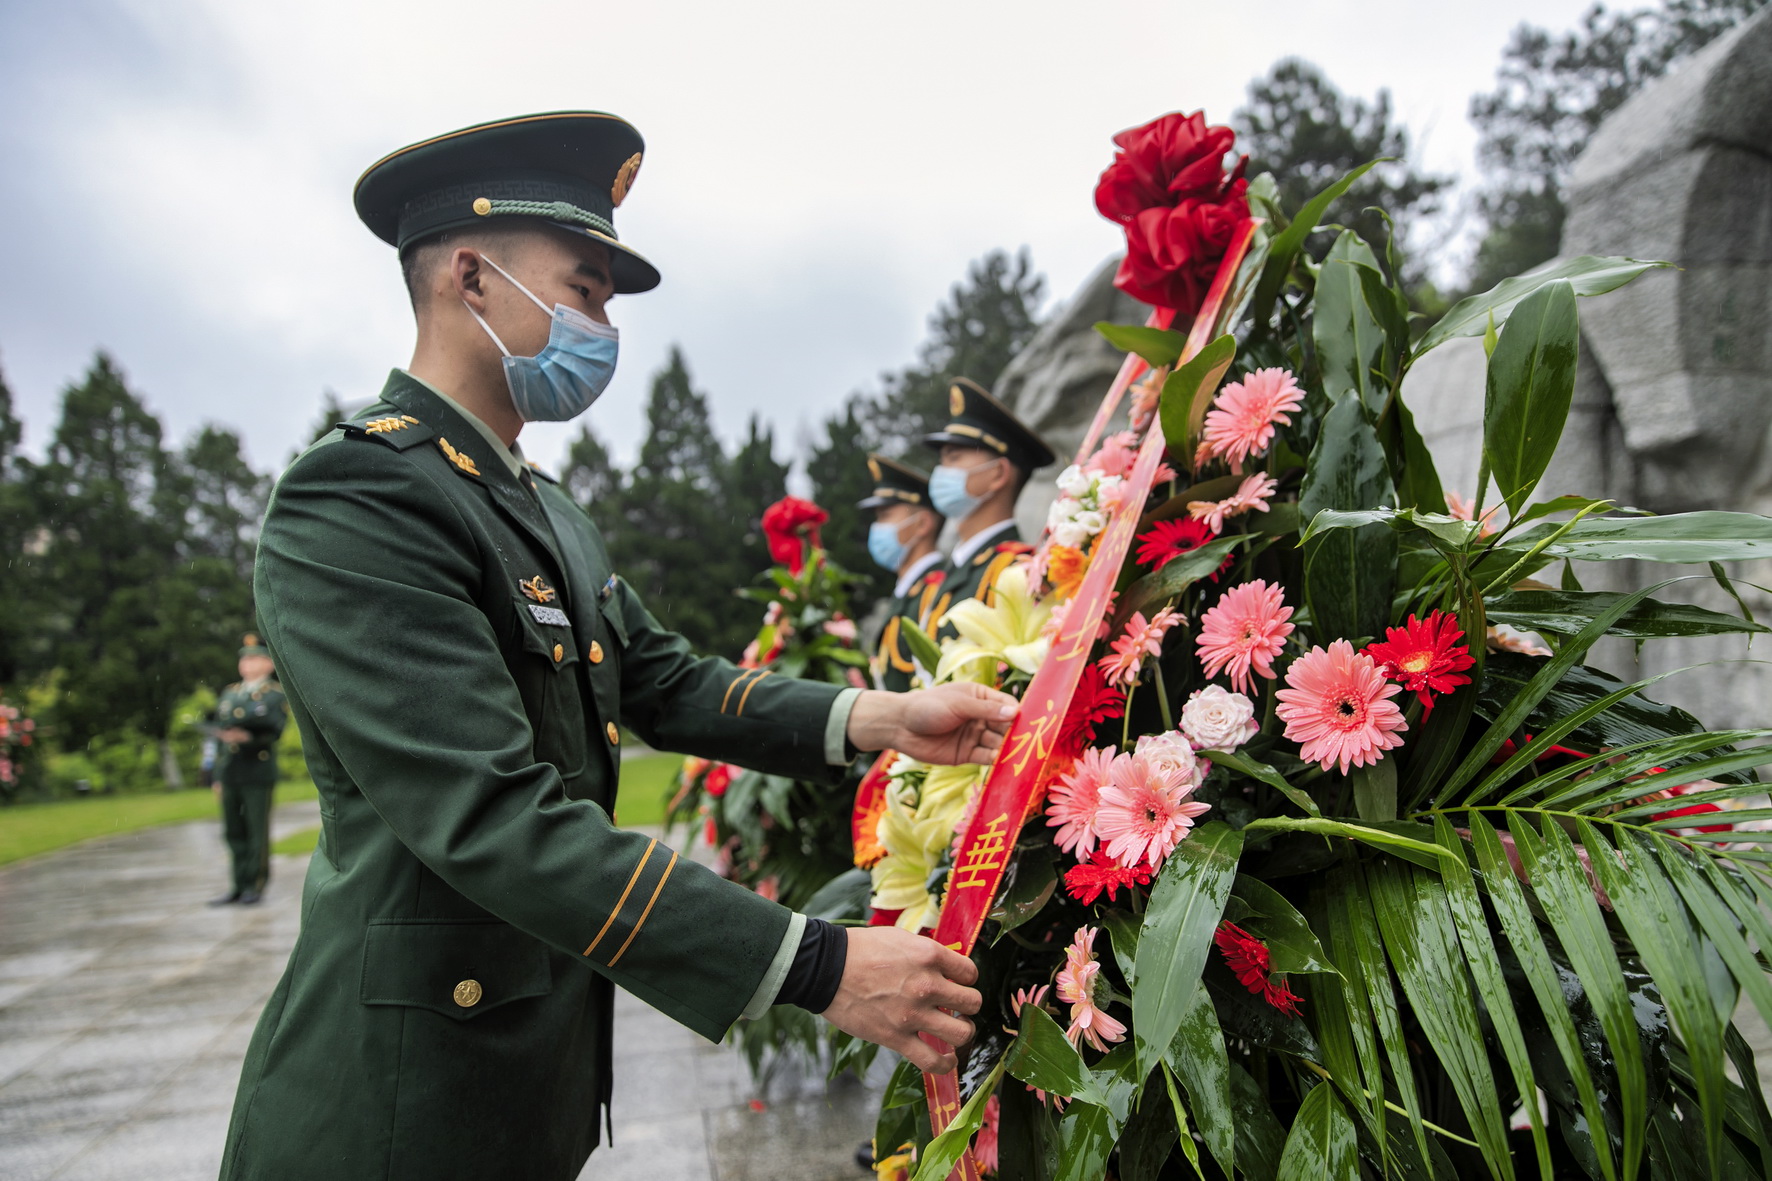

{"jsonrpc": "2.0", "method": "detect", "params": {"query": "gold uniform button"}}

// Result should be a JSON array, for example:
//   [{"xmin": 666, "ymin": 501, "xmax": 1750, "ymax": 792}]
[
  {"xmin": 588, "ymin": 641, "xmax": 604, "ymax": 664},
  {"xmin": 606, "ymin": 722, "xmax": 620, "ymax": 745},
  {"xmin": 453, "ymin": 979, "xmax": 483, "ymax": 1008},
  {"xmin": 552, "ymin": 643, "xmax": 564, "ymax": 663}
]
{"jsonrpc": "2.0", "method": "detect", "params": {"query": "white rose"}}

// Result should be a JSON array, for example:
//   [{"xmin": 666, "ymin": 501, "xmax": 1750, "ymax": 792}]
[
  {"xmin": 1180, "ymin": 685, "xmax": 1259, "ymax": 751},
  {"xmin": 1052, "ymin": 519, "xmax": 1089, "ymax": 549},
  {"xmin": 1134, "ymin": 731, "xmax": 1200, "ymax": 787},
  {"xmin": 1072, "ymin": 510, "xmax": 1106, "ymax": 538},
  {"xmin": 1056, "ymin": 464, "xmax": 1092, "ymax": 499}
]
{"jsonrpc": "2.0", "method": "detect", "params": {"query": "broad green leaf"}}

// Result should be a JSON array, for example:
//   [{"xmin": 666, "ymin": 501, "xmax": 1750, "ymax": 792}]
[
  {"xmin": 1116, "ymin": 534, "xmax": 1248, "ymax": 627},
  {"xmin": 1350, "ymin": 757, "xmax": 1398, "ymax": 822},
  {"xmin": 1249, "ymin": 159, "xmax": 1384, "ymax": 327},
  {"xmin": 1208, "ymin": 748, "xmax": 1322, "ymax": 817},
  {"xmin": 1132, "ymin": 821, "xmax": 1244, "ymax": 1079},
  {"xmin": 1118, "ymin": 1074, "xmax": 1181, "ymax": 1181},
  {"xmin": 1094, "ymin": 322, "xmax": 1189, "ymax": 367},
  {"xmin": 1484, "ymin": 588, "xmax": 1771, "ymax": 639},
  {"xmin": 1276, "ymin": 1083, "xmax": 1358, "ymax": 1181},
  {"xmin": 1511, "ymin": 511, "xmax": 1772, "ymax": 564},
  {"xmin": 1390, "ymin": 392, "xmax": 1446, "ymax": 514},
  {"xmin": 1510, "ymin": 494, "xmax": 1619, "ymax": 529},
  {"xmin": 1233, "ymin": 875, "xmax": 1338, "ymax": 975},
  {"xmin": 802, "ymin": 867, "xmax": 872, "ymax": 921},
  {"xmin": 1004, "ymin": 1004, "xmax": 1108, "ymax": 1108},
  {"xmin": 1157, "ymin": 333, "xmax": 1238, "ymax": 459},
  {"xmin": 1301, "ymin": 506, "xmax": 1480, "ymax": 553},
  {"xmin": 910, "ymin": 1051, "xmax": 1007, "ymax": 1181},
  {"xmin": 1581, "ymin": 823, "xmax": 1727, "ymax": 1172},
  {"xmin": 1054, "ymin": 1103, "xmax": 1117, "ymax": 1181},
  {"xmin": 1314, "ymin": 234, "xmax": 1387, "ymax": 413},
  {"xmin": 1415, "ymin": 255, "xmax": 1670, "ymax": 357},
  {"xmin": 1468, "ymin": 817, "xmax": 1619, "ymax": 1181},
  {"xmin": 1102, "ymin": 908, "xmax": 1141, "ymax": 986},
  {"xmin": 1356, "ymin": 254, "xmax": 1412, "ymax": 361},
  {"xmin": 1168, "ymin": 983, "xmax": 1236, "ymax": 1176},
  {"xmin": 1511, "ymin": 817, "xmax": 1646, "ymax": 1180},
  {"xmin": 1434, "ymin": 817, "xmax": 1553, "ymax": 1178},
  {"xmin": 1369, "ymin": 861, "xmax": 1515, "ymax": 1178},
  {"xmin": 899, "ymin": 616, "xmax": 942, "ymax": 678},
  {"xmin": 988, "ymin": 846, "xmax": 1058, "ymax": 941},
  {"xmin": 1300, "ymin": 395, "xmax": 1397, "ymax": 643},
  {"xmin": 1483, "ymin": 279, "xmax": 1578, "ymax": 515},
  {"xmin": 1229, "ymin": 1062, "xmax": 1289, "ymax": 1181}
]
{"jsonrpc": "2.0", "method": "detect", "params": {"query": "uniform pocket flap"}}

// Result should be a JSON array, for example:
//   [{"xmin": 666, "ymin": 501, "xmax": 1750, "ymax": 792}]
[
  {"xmin": 597, "ymin": 595, "xmax": 629, "ymax": 647},
  {"xmin": 360, "ymin": 920, "xmax": 552, "ymax": 1021},
  {"xmin": 513, "ymin": 597, "xmax": 580, "ymax": 672}
]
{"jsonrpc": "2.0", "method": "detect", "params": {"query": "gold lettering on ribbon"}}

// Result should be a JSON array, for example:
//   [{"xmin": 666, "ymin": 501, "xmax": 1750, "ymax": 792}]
[
  {"xmin": 1005, "ymin": 707, "xmax": 1057, "ymax": 774},
  {"xmin": 951, "ymin": 813, "xmax": 1011, "ymax": 890}
]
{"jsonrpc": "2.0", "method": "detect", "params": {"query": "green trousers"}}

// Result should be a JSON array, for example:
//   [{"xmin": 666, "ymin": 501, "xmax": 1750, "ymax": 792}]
[{"xmin": 219, "ymin": 781, "xmax": 274, "ymax": 896}]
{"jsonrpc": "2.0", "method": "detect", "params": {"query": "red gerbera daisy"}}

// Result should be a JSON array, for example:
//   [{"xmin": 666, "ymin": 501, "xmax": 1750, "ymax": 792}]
[
  {"xmin": 1064, "ymin": 850, "xmax": 1155, "ymax": 905},
  {"xmin": 1135, "ymin": 517, "xmax": 1218, "ymax": 570},
  {"xmin": 1056, "ymin": 664, "xmax": 1127, "ymax": 760},
  {"xmin": 1363, "ymin": 611, "xmax": 1476, "ymax": 713},
  {"xmin": 1213, "ymin": 921, "xmax": 1302, "ymax": 1017}
]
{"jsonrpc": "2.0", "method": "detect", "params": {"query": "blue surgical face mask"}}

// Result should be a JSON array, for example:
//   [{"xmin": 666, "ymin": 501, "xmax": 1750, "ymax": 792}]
[
  {"xmin": 464, "ymin": 256, "xmax": 619, "ymax": 422},
  {"xmin": 869, "ymin": 519, "xmax": 910, "ymax": 571},
  {"xmin": 929, "ymin": 461, "xmax": 996, "ymax": 520}
]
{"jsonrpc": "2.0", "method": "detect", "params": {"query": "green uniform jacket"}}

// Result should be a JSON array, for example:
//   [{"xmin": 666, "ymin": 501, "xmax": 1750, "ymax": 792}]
[
  {"xmin": 933, "ymin": 524, "xmax": 1033, "ymax": 642},
  {"xmin": 872, "ymin": 562, "xmax": 950, "ymax": 693},
  {"xmin": 222, "ymin": 374, "xmax": 844, "ymax": 1181},
  {"xmin": 211, "ymin": 680, "xmax": 287, "ymax": 788}
]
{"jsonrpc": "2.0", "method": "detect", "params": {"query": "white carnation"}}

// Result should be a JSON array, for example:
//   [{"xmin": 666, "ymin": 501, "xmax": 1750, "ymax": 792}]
[
  {"xmin": 1047, "ymin": 495, "xmax": 1082, "ymax": 529},
  {"xmin": 1180, "ymin": 685, "xmax": 1259, "ymax": 751},
  {"xmin": 1072, "ymin": 510, "xmax": 1106, "ymax": 538},
  {"xmin": 1052, "ymin": 519, "xmax": 1089, "ymax": 549},
  {"xmin": 1056, "ymin": 464, "xmax": 1092, "ymax": 499}
]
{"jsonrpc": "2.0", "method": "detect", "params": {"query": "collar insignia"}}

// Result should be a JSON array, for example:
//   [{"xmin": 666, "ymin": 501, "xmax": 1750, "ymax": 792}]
[
  {"xmin": 437, "ymin": 437, "xmax": 480, "ymax": 476},
  {"xmin": 520, "ymin": 575, "xmax": 558, "ymax": 604}
]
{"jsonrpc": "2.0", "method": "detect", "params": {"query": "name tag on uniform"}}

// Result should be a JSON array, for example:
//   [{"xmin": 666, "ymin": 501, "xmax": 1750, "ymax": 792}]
[{"xmin": 528, "ymin": 604, "xmax": 571, "ymax": 627}]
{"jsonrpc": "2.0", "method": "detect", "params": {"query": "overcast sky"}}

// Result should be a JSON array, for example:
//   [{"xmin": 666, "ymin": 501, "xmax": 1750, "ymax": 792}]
[{"xmin": 0, "ymin": 0, "xmax": 1596, "ymax": 477}]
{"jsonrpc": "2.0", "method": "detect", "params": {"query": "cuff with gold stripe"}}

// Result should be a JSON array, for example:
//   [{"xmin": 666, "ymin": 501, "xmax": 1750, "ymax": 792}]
[{"xmin": 582, "ymin": 836, "xmax": 680, "ymax": 968}]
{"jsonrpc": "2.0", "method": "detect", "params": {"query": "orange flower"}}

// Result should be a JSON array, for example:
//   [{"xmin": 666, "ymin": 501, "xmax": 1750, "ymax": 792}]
[
  {"xmin": 1047, "ymin": 543, "xmax": 1090, "ymax": 601},
  {"xmin": 853, "ymin": 791, "xmax": 888, "ymax": 869}
]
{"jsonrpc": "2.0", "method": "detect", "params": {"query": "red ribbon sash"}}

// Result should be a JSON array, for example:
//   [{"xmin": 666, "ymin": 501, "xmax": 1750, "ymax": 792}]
[{"xmin": 918, "ymin": 220, "xmax": 1259, "ymax": 1178}]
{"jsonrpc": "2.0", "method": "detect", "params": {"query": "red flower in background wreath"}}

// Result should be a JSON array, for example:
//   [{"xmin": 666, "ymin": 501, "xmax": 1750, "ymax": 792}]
[
  {"xmin": 1095, "ymin": 110, "xmax": 1249, "ymax": 316},
  {"xmin": 761, "ymin": 497, "xmax": 828, "ymax": 575}
]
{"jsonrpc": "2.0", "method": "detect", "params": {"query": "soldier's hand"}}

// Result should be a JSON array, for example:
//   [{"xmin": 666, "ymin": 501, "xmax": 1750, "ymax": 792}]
[
  {"xmin": 848, "ymin": 684, "xmax": 1017, "ymax": 766},
  {"xmin": 819, "ymin": 927, "xmax": 980, "ymax": 1074}
]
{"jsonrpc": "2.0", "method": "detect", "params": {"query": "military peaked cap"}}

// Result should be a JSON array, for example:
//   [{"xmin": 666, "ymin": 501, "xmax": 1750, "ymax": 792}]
[
  {"xmin": 239, "ymin": 633, "xmax": 270, "ymax": 658},
  {"xmin": 354, "ymin": 111, "xmax": 660, "ymax": 293},
  {"xmin": 857, "ymin": 454, "xmax": 939, "ymax": 513},
  {"xmin": 923, "ymin": 377, "xmax": 1056, "ymax": 472}
]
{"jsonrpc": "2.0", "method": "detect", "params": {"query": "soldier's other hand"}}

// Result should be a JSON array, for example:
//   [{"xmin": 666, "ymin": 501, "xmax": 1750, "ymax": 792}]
[
  {"xmin": 848, "ymin": 684, "xmax": 1017, "ymax": 766},
  {"xmin": 818, "ymin": 927, "xmax": 980, "ymax": 1074}
]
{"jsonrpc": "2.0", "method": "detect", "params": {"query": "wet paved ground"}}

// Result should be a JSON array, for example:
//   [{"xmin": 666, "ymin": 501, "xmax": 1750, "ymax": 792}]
[{"xmin": 0, "ymin": 802, "xmax": 881, "ymax": 1180}]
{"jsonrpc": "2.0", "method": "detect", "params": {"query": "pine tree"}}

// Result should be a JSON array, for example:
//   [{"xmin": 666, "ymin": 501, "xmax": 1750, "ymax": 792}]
[{"xmin": 0, "ymin": 362, "xmax": 37, "ymax": 685}]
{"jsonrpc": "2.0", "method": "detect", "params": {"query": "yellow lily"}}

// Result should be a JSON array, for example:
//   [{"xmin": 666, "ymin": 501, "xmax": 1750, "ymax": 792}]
[{"xmin": 936, "ymin": 563, "xmax": 1053, "ymax": 684}]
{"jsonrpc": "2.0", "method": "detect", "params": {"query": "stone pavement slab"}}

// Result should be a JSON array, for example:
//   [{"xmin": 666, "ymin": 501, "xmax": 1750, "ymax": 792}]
[{"xmin": 0, "ymin": 801, "xmax": 882, "ymax": 1181}]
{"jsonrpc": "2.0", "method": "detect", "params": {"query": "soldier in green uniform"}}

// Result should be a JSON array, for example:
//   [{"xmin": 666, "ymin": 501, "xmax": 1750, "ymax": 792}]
[
  {"xmin": 860, "ymin": 454, "xmax": 947, "ymax": 692},
  {"xmin": 207, "ymin": 634, "xmax": 287, "ymax": 906},
  {"xmin": 220, "ymin": 113, "xmax": 1013, "ymax": 1181},
  {"xmin": 924, "ymin": 377, "xmax": 1056, "ymax": 633}
]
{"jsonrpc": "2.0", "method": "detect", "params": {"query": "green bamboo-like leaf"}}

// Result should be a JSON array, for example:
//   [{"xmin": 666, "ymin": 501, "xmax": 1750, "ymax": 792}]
[
  {"xmin": 1433, "ymin": 817, "xmax": 1553, "ymax": 1178},
  {"xmin": 1485, "ymin": 588, "xmax": 1771, "ymax": 640},
  {"xmin": 1245, "ymin": 816, "xmax": 1448, "ymax": 861},
  {"xmin": 1094, "ymin": 322, "xmax": 1189, "ymax": 367},
  {"xmin": 1209, "ymin": 748, "xmax": 1322, "ymax": 817},
  {"xmin": 1483, "ymin": 279, "xmax": 1579, "ymax": 514},
  {"xmin": 1233, "ymin": 875, "xmax": 1339, "ymax": 975},
  {"xmin": 1229, "ymin": 1062, "xmax": 1289, "ymax": 1181},
  {"xmin": 1467, "ymin": 817, "xmax": 1620, "ymax": 1181},
  {"xmin": 1300, "ymin": 395, "xmax": 1398, "ymax": 643},
  {"xmin": 1303, "ymin": 911, "xmax": 1385, "ymax": 1153},
  {"xmin": 1580, "ymin": 822, "xmax": 1727, "ymax": 1172},
  {"xmin": 1157, "ymin": 333, "xmax": 1237, "ymax": 460},
  {"xmin": 1132, "ymin": 821, "xmax": 1244, "ymax": 1079},
  {"xmin": 1322, "ymin": 865, "xmax": 1430, "ymax": 1169},
  {"xmin": 1510, "ymin": 816, "xmax": 1646, "ymax": 1180},
  {"xmin": 1509, "ymin": 494, "xmax": 1619, "ymax": 529},
  {"xmin": 1369, "ymin": 860, "xmax": 1515, "ymax": 1179},
  {"xmin": 1160, "ymin": 1064, "xmax": 1208, "ymax": 1180},
  {"xmin": 1567, "ymin": 739, "xmax": 1772, "ymax": 815},
  {"xmin": 1653, "ymin": 838, "xmax": 1772, "ymax": 1040},
  {"xmin": 1276, "ymin": 1082, "xmax": 1359, "ymax": 1180},
  {"xmin": 1723, "ymin": 1024, "xmax": 1772, "ymax": 1175},
  {"xmin": 1249, "ymin": 159, "xmax": 1385, "ymax": 328},
  {"xmin": 910, "ymin": 1051, "xmax": 1008, "ymax": 1181},
  {"xmin": 1314, "ymin": 234, "xmax": 1387, "ymax": 414},
  {"xmin": 1510, "ymin": 511, "xmax": 1772, "ymax": 564},
  {"xmin": 1350, "ymin": 757, "xmax": 1398, "ymax": 823},
  {"xmin": 1167, "ymin": 982, "xmax": 1236, "ymax": 1176},
  {"xmin": 1439, "ymin": 582, "xmax": 1662, "ymax": 800},
  {"xmin": 1414, "ymin": 255, "xmax": 1669, "ymax": 357}
]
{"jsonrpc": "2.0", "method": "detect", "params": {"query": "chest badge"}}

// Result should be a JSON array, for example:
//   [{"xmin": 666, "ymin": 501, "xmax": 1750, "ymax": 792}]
[{"xmin": 520, "ymin": 575, "xmax": 558, "ymax": 604}]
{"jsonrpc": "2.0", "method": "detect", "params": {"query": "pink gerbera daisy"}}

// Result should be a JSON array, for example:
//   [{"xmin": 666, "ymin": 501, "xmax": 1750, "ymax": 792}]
[
  {"xmin": 1195, "ymin": 579, "xmax": 1295, "ymax": 693},
  {"xmin": 1096, "ymin": 606, "xmax": 1185, "ymax": 687},
  {"xmin": 1275, "ymin": 640, "xmax": 1409, "ymax": 773},
  {"xmin": 1054, "ymin": 926, "xmax": 1128, "ymax": 1052},
  {"xmin": 1094, "ymin": 750, "xmax": 1212, "ymax": 870},
  {"xmin": 1202, "ymin": 368, "xmax": 1304, "ymax": 470},
  {"xmin": 1045, "ymin": 745, "xmax": 1118, "ymax": 857},
  {"xmin": 1086, "ymin": 431, "xmax": 1139, "ymax": 478},
  {"xmin": 1188, "ymin": 472, "xmax": 1278, "ymax": 532}
]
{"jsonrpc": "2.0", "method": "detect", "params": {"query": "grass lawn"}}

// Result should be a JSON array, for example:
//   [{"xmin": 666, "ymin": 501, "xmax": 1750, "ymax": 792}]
[{"xmin": 0, "ymin": 778, "xmax": 318, "ymax": 868}]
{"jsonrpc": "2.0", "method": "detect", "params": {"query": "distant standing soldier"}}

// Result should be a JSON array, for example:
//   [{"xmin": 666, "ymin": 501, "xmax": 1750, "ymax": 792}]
[
  {"xmin": 208, "ymin": 634, "xmax": 287, "ymax": 906},
  {"xmin": 859, "ymin": 454, "xmax": 947, "ymax": 692}
]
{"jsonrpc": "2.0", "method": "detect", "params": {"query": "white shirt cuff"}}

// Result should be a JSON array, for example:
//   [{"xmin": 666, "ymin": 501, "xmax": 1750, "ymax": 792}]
[
  {"xmin": 824, "ymin": 687, "xmax": 863, "ymax": 765},
  {"xmin": 741, "ymin": 911, "xmax": 805, "ymax": 1020}
]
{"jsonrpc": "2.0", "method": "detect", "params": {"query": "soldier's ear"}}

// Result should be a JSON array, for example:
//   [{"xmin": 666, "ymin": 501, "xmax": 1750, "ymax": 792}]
[{"xmin": 452, "ymin": 247, "xmax": 493, "ymax": 312}]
